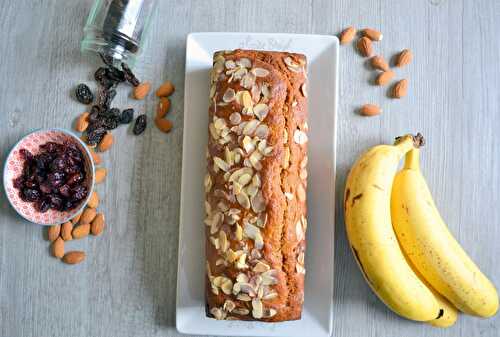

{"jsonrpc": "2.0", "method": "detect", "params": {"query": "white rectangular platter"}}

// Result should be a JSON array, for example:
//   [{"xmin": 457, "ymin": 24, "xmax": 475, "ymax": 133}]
[{"xmin": 177, "ymin": 32, "xmax": 338, "ymax": 337}]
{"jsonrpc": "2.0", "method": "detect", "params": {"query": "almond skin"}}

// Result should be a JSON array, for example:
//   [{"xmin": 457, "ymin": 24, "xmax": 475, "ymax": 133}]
[
  {"xmin": 395, "ymin": 49, "xmax": 412, "ymax": 67},
  {"xmin": 155, "ymin": 81, "xmax": 175, "ymax": 97},
  {"xmin": 370, "ymin": 55, "xmax": 389, "ymax": 71},
  {"xmin": 362, "ymin": 28, "xmax": 383, "ymax": 41},
  {"xmin": 357, "ymin": 37, "xmax": 373, "ymax": 57},
  {"xmin": 375, "ymin": 70, "xmax": 395, "ymax": 86},
  {"xmin": 62, "ymin": 251, "xmax": 85, "ymax": 265},
  {"xmin": 392, "ymin": 79, "xmax": 409, "ymax": 98},
  {"xmin": 75, "ymin": 112, "xmax": 89, "ymax": 132},
  {"xmin": 72, "ymin": 223, "xmax": 91, "ymax": 239},
  {"xmin": 156, "ymin": 97, "xmax": 170, "ymax": 119},
  {"xmin": 52, "ymin": 237, "xmax": 64, "ymax": 259},
  {"xmin": 87, "ymin": 191, "xmax": 99, "ymax": 208},
  {"xmin": 155, "ymin": 117, "xmax": 173, "ymax": 133},
  {"xmin": 71, "ymin": 212, "xmax": 82, "ymax": 225},
  {"xmin": 88, "ymin": 147, "xmax": 102, "ymax": 165},
  {"xmin": 95, "ymin": 167, "xmax": 107, "ymax": 184},
  {"xmin": 133, "ymin": 82, "xmax": 151, "ymax": 100},
  {"xmin": 47, "ymin": 224, "xmax": 61, "ymax": 242},
  {"xmin": 98, "ymin": 132, "xmax": 113, "ymax": 152},
  {"xmin": 91, "ymin": 213, "xmax": 105, "ymax": 236},
  {"xmin": 61, "ymin": 221, "xmax": 73, "ymax": 241},
  {"xmin": 339, "ymin": 26, "xmax": 356, "ymax": 45},
  {"xmin": 359, "ymin": 104, "xmax": 382, "ymax": 116},
  {"xmin": 80, "ymin": 207, "xmax": 97, "ymax": 224}
]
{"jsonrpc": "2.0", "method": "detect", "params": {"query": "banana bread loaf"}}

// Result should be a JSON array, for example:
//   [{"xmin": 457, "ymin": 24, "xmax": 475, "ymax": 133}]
[{"xmin": 204, "ymin": 49, "xmax": 308, "ymax": 322}]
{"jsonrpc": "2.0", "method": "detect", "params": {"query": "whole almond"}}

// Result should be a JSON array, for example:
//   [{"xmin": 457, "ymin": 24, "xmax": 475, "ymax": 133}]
[
  {"xmin": 395, "ymin": 49, "xmax": 412, "ymax": 67},
  {"xmin": 357, "ymin": 37, "xmax": 373, "ymax": 57},
  {"xmin": 359, "ymin": 104, "xmax": 382, "ymax": 116},
  {"xmin": 62, "ymin": 251, "xmax": 85, "ymax": 265},
  {"xmin": 133, "ymin": 82, "xmax": 151, "ymax": 100},
  {"xmin": 98, "ymin": 132, "xmax": 113, "ymax": 152},
  {"xmin": 88, "ymin": 147, "xmax": 102, "ymax": 165},
  {"xmin": 370, "ymin": 55, "xmax": 389, "ymax": 71},
  {"xmin": 75, "ymin": 112, "xmax": 89, "ymax": 132},
  {"xmin": 80, "ymin": 207, "xmax": 97, "ymax": 224},
  {"xmin": 392, "ymin": 79, "xmax": 409, "ymax": 98},
  {"xmin": 375, "ymin": 70, "xmax": 395, "ymax": 86},
  {"xmin": 362, "ymin": 28, "xmax": 383, "ymax": 41},
  {"xmin": 52, "ymin": 237, "xmax": 65, "ymax": 259},
  {"xmin": 156, "ymin": 97, "xmax": 171, "ymax": 119},
  {"xmin": 339, "ymin": 26, "xmax": 356, "ymax": 45},
  {"xmin": 72, "ymin": 223, "xmax": 91, "ymax": 239},
  {"xmin": 155, "ymin": 81, "xmax": 175, "ymax": 97},
  {"xmin": 95, "ymin": 167, "xmax": 107, "ymax": 184},
  {"xmin": 155, "ymin": 117, "xmax": 173, "ymax": 133},
  {"xmin": 91, "ymin": 213, "xmax": 105, "ymax": 236},
  {"xmin": 61, "ymin": 221, "xmax": 73, "ymax": 241},
  {"xmin": 47, "ymin": 224, "xmax": 61, "ymax": 242},
  {"xmin": 87, "ymin": 191, "xmax": 99, "ymax": 208},
  {"xmin": 71, "ymin": 212, "xmax": 82, "ymax": 224}
]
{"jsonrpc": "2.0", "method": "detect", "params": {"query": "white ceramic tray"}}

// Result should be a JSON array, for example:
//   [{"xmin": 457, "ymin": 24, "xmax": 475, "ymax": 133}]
[{"xmin": 177, "ymin": 32, "xmax": 338, "ymax": 337}]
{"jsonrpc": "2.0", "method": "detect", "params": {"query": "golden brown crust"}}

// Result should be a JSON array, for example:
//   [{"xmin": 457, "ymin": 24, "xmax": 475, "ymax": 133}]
[{"xmin": 204, "ymin": 49, "xmax": 308, "ymax": 322}]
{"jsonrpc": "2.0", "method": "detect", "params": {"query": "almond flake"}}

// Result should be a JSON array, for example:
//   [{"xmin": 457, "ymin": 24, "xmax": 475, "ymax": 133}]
[
  {"xmin": 296, "ymin": 264, "xmax": 306, "ymax": 274},
  {"xmin": 204, "ymin": 174, "xmax": 212, "ymax": 193},
  {"xmin": 293, "ymin": 130, "xmax": 308, "ymax": 145},
  {"xmin": 296, "ymin": 220, "xmax": 304, "ymax": 241},
  {"xmin": 235, "ymin": 223, "xmax": 243, "ymax": 241},
  {"xmin": 238, "ymin": 173, "xmax": 252, "ymax": 186},
  {"xmin": 300, "ymin": 83, "xmax": 308, "ymax": 97},
  {"xmin": 223, "ymin": 300, "xmax": 236, "ymax": 312},
  {"xmin": 225, "ymin": 60, "xmax": 236, "ymax": 69},
  {"xmin": 243, "ymin": 119, "xmax": 260, "ymax": 135},
  {"xmin": 241, "ymin": 91, "xmax": 253, "ymax": 108},
  {"xmin": 253, "ymin": 261, "xmax": 270, "ymax": 273},
  {"xmin": 233, "ymin": 307, "xmax": 250, "ymax": 315},
  {"xmin": 253, "ymin": 104, "xmax": 269, "ymax": 121},
  {"xmin": 229, "ymin": 112, "xmax": 241, "ymax": 125},
  {"xmin": 213, "ymin": 156, "xmax": 230, "ymax": 172},
  {"xmin": 241, "ymin": 72, "xmax": 256, "ymax": 89},
  {"xmin": 236, "ymin": 192, "xmax": 251, "ymax": 209},
  {"xmin": 236, "ymin": 58, "xmax": 252, "ymax": 68},
  {"xmin": 299, "ymin": 168, "xmax": 307, "ymax": 180},
  {"xmin": 251, "ymin": 191, "xmax": 266, "ymax": 213},
  {"xmin": 251, "ymin": 299, "xmax": 263, "ymax": 319},
  {"xmin": 297, "ymin": 184, "xmax": 306, "ymax": 202},
  {"xmin": 284, "ymin": 192, "xmax": 294, "ymax": 200},
  {"xmin": 210, "ymin": 307, "xmax": 226, "ymax": 320},
  {"xmin": 222, "ymin": 88, "xmax": 236, "ymax": 102},
  {"xmin": 251, "ymin": 68, "xmax": 270, "ymax": 77}
]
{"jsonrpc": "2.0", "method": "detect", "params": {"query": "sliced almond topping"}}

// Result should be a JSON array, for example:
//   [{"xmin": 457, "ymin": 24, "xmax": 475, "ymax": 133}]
[
  {"xmin": 204, "ymin": 174, "xmax": 212, "ymax": 193},
  {"xmin": 255, "ymin": 124, "xmax": 269, "ymax": 139},
  {"xmin": 241, "ymin": 72, "xmax": 256, "ymax": 89},
  {"xmin": 235, "ymin": 224, "xmax": 243, "ymax": 241},
  {"xmin": 251, "ymin": 191, "xmax": 266, "ymax": 213},
  {"xmin": 210, "ymin": 307, "xmax": 226, "ymax": 320},
  {"xmin": 236, "ymin": 273, "xmax": 249, "ymax": 283},
  {"xmin": 300, "ymin": 156, "xmax": 308, "ymax": 168},
  {"xmin": 296, "ymin": 220, "xmax": 305, "ymax": 241},
  {"xmin": 251, "ymin": 68, "xmax": 270, "ymax": 77},
  {"xmin": 283, "ymin": 56, "xmax": 302, "ymax": 73},
  {"xmin": 291, "ymin": 100, "xmax": 298, "ymax": 107},
  {"xmin": 297, "ymin": 184, "xmax": 306, "ymax": 202},
  {"xmin": 300, "ymin": 83, "xmax": 308, "ymax": 98},
  {"xmin": 236, "ymin": 192, "xmax": 251, "ymax": 209},
  {"xmin": 242, "ymin": 119, "xmax": 260, "ymax": 136},
  {"xmin": 294, "ymin": 130, "xmax": 308, "ymax": 145},
  {"xmin": 263, "ymin": 308, "xmax": 277, "ymax": 318},
  {"xmin": 222, "ymin": 88, "xmax": 236, "ymax": 102},
  {"xmin": 225, "ymin": 60, "xmax": 236, "ymax": 69},
  {"xmin": 253, "ymin": 261, "xmax": 271, "ymax": 273},
  {"xmin": 296, "ymin": 264, "xmax": 306, "ymax": 274},
  {"xmin": 213, "ymin": 156, "xmax": 230, "ymax": 172},
  {"xmin": 262, "ymin": 291, "xmax": 278, "ymax": 300},
  {"xmin": 219, "ymin": 230, "xmax": 229, "ymax": 252},
  {"xmin": 221, "ymin": 278, "xmax": 233, "ymax": 295},
  {"xmin": 238, "ymin": 173, "xmax": 252, "ymax": 186},
  {"xmin": 241, "ymin": 91, "xmax": 253, "ymax": 108},
  {"xmin": 283, "ymin": 147, "xmax": 290, "ymax": 169},
  {"xmin": 251, "ymin": 299, "xmax": 263, "ymax": 319},
  {"xmin": 236, "ymin": 294, "xmax": 252, "ymax": 303},
  {"xmin": 284, "ymin": 192, "xmax": 294, "ymax": 200},
  {"xmin": 236, "ymin": 58, "xmax": 252, "ymax": 68},
  {"xmin": 299, "ymin": 168, "xmax": 308, "ymax": 180},
  {"xmin": 233, "ymin": 307, "xmax": 250, "ymax": 315},
  {"xmin": 229, "ymin": 112, "xmax": 241, "ymax": 125},
  {"xmin": 242, "ymin": 135, "xmax": 256, "ymax": 153},
  {"xmin": 209, "ymin": 236, "xmax": 220, "ymax": 249},
  {"xmin": 235, "ymin": 253, "xmax": 248, "ymax": 269},
  {"xmin": 252, "ymin": 174, "xmax": 261, "ymax": 187},
  {"xmin": 223, "ymin": 300, "xmax": 236, "ymax": 312},
  {"xmin": 253, "ymin": 104, "xmax": 269, "ymax": 121}
]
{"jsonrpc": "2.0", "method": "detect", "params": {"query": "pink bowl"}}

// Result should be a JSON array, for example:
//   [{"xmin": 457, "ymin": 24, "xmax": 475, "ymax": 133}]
[{"xmin": 3, "ymin": 129, "xmax": 95, "ymax": 225}]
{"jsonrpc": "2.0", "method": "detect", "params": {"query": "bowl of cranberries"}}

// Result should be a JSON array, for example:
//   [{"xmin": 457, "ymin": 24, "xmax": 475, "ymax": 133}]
[{"xmin": 3, "ymin": 129, "xmax": 95, "ymax": 225}]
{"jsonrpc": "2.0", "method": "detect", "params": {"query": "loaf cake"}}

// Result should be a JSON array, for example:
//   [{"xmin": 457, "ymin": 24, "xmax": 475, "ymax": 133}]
[{"xmin": 204, "ymin": 49, "xmax": 308, "ymax": 322}]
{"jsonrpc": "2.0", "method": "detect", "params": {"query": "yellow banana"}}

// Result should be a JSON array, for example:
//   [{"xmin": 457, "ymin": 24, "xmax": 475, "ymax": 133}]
[
  {"xmin": 344, "ymin": 134, "xmax": 442, "ymax": 321},
  {"xmin": 391, "ymin": 148, "xmax": 499, "ymax": 318}
]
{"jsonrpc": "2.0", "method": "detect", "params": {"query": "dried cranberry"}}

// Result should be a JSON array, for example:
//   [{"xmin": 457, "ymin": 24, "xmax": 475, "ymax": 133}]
[
  {"xmin": 66, "ymin": 172, "xmax": 83, "ymax": 186},
  {"xmin": 71, "ymin": 185, "xmax": 87, "ymax": 201},
  {"xmin": 58, "ymin": 184, "xmax": 71, "ymax": 197},
  {"xmin": 39, "ymin": 182, "xmax": 52, "ymax": 194},
  {"xmin": 50, "ymin": 156, "xmax": 67, "ymax": 172},
  {"xmin": 24, "ymin": 179, "xmax": 38, "ymax": 189},
  {"xmin": 48, "ymin": 195, "xmax": 63, "ymax": 210}
]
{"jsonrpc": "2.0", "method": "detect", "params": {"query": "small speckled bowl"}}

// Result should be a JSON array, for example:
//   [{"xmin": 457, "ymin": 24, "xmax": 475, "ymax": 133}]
[{"xmin": 3, "ymin": 128, "xmax": 95, "ymax": 225}]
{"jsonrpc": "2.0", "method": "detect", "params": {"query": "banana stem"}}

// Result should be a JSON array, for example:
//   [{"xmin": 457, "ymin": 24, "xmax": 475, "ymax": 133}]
[{"xmin": 404, "ymin": 148, "xmax": 420, "ymax": 170}]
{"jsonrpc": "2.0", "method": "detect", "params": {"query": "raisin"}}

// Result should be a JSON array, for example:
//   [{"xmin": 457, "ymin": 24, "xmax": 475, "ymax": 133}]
[
  {"xmin": 49, "ymin": 195, "xmax": 63, "ymax": 210},
  {"xmin": 75, "ymin": 83, "xmax": 94, "ymax": 104},
  {"xmin": 107, "ymin": 66, "xmax": 125, "ymax": 83},
  {"xmin": 71, "ymin": 185, "xmax": 87, "ymax": 201},
  {"xmin": 120, "ymin": 108, "xmax": 134, "ymax": 124},
  {"xmin": 37, "ymin": 199, "xmax": 50, "ymax": 213},
  {"xmin": 99, "ymin": 53, "xmax": 114, "ymax": 67},
  {"xmin": 121, "ymin": 62, "xmax": 140, "ymax": 87},
  {"xmin": 19, "ymin": 149, "xmax": 33, "ymax": 161},
  {"xmin": 94, "ymin": 67, "xmax": 107, "ymax": 82},
  {"xmin": 23, "ymin": 188, "xmax": 40, "ymax": 201},
  {"xmin": 133, "ymin": 114, "xmax": 147, "ymax": 135},
  {"xmin": 99, "ymin": 89, "xmax": 116, "ymax": 109}
]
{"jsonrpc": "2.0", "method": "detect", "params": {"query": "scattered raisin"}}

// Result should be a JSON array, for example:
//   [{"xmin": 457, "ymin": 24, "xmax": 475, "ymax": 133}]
[
  {"xmin": 75, "ymin": 84, "xmax": 94, "ymax": 105},
  {"xmin": 133, "ymin": 114, "xmax": 147, "ymax": 135},
  {"xmin": 120, "ymin": 108, "xmax": 134, "ymax": 124},
  {"xmin": 121, "ymin": 63, "xmax": 140, "ymax": 87}
]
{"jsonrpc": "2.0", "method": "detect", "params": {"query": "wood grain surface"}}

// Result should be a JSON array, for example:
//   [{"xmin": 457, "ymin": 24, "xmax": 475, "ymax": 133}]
[{"xmin": 0, "ymin": 1, "xmax": 499, "ymax": 337}]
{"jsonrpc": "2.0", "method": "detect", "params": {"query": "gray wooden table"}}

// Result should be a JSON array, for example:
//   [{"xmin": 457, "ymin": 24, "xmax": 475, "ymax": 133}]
[{"xmin": 1, "ymin": 1, "xmax": 499, "ymax": 336}]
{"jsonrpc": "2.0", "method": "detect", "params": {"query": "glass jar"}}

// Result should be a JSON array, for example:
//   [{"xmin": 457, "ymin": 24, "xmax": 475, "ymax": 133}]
[{"xmin": 81, "ymin": 0, "xmax": 157, "ymax": 65}]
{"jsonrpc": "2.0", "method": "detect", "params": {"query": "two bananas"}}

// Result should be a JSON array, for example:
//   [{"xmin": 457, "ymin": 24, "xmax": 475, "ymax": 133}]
[{"xmin": 344, "ymin": 134, "xmax": 498, "ymax": 327}]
